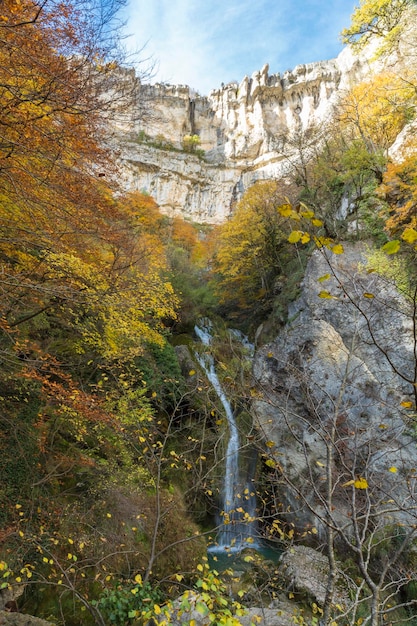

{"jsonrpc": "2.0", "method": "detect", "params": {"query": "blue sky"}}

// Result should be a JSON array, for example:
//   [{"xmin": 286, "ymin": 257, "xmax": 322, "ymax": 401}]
[{"xmin": 122, "ymin": 1, "xmax": 358, "ymax": 95}]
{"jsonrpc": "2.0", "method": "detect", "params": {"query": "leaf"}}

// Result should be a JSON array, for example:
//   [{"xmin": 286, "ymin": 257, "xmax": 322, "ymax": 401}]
[
  {"xmin": 196, "ymin": 602, "xmax": 209, "ymax": 616},
  {"xmin": 318, "ymin": 290, "xmax": 335, "ymax": 299},
  {"xmin": 300, "ymin": 209, "xmax": 315, "ymax": 219},
  {"xmin": 314, "ymin": 236, "xmax": 333, "ymax": 248},
  {"xmin": 278, "ymin": 203, "xmax": 293, "ymax": 217},
  {"xmin": 401, "ymin": 401, "xmax": 413, "ymax": 408},
  {"xmin": 354, "ymin": 477, "xmax": 368, "ymax": 489},
  {"xmin": 363, "ymin": 292, "xmax": 375, "ymax": 299},
  {"xmin": 318, "ymin": 273, "xmax": 331, "ymax": 283},
  {"xmin": 402, "ymin": 228, "xmax": 417, "ymax": 244},
  {"xmin": 382, "ymin": 240, "xmax": 401, "ymax": 255},
  {"xmin": 288, "ymin": 230, "xmax": 303, "ymax": 244}
]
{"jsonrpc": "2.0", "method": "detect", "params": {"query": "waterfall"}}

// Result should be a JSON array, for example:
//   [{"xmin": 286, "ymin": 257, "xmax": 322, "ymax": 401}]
[{"xmin": 194, "ymin": 321, "xmax": 259, "ymax": 553}]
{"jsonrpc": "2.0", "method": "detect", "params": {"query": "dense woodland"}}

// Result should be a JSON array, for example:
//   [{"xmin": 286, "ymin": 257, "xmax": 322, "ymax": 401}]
[{"xmin": 2, "ymin": 0, "xmax": 417, "ymax": 624}]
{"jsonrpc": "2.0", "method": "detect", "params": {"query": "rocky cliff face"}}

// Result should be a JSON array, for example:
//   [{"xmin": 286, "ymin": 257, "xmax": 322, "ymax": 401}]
[
  {"xmin": 113, "ymin": 47, "xmax": 371, "ymax": 222},
  {"xmin": 252, "ymin": 243, "xmax": 417, "ymax": 535}
]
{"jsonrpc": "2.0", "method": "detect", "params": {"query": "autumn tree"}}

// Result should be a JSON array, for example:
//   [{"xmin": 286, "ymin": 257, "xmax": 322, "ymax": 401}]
[
  {"xmin": 337, "ymin": 73, "xmax": 415, "ymax": 157},
  {"xmin": 341, "ymin": 0, "xmax": 415, "ymax": 55},
  {"xmin": 0, "ymin": 1, "xmax": 168, "ymax": 364},
  {"xmin": 378, "ymin": 153, "xmax": 417, "ymax": 233},
  {"xmin": 0, "ymin": 4, "xmax": 197, "ymax": 621},
  {"xmin": 214, "ymin": 180, "xmax": 301, "ymax": 327}
]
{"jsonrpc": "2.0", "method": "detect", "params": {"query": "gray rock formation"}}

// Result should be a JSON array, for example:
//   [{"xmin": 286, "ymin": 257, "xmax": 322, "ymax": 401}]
[
  {"xmin": 252, "ymin": 242, "xmax": 417, "ymax": 535},
  {"xmin": 112, "ymin": 47, "xmax": 375, "ymax": 222},
  {"xmin": 279, "ymin": 546, "xmax": 335, "ymax": 606},
  {"xmin": 0, "ymin": 612, "xmax": 54, "ymax": 626}
]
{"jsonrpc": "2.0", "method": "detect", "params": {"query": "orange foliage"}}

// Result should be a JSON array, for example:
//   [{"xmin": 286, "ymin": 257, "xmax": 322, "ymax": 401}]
[
  {"xmin": 171, "ymin": 217, "xmax": 198, "ymax": 251},
  {"xmin": 378, "ymin": 155, "xmax": 417, "ymax": 233},
  {"xmin": 0, "ymin": 3, "xmax": 178, "ymax": 357}
]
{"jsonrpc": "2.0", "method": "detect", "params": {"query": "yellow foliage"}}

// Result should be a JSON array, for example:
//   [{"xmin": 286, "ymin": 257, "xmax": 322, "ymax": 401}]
[
  {"xmin": 354, "ymin": 477, "xmax": 369, "ymax": 489},
  {"xmin": 341, "ymin": 0, "xmax": 412, "ymax": 54},
  {"xmin": 338, "ymin": 73, "xmax": 415, "ymax": 151},
  {"xmin": 214, "ymin": 181, "xmax": 295, "ymax": 311}
]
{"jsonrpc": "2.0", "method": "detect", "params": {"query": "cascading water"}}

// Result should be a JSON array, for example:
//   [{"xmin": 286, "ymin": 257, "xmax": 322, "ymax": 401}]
[{"xmin": 194, "ymin": 321, "xmax": 259, "ymax": 553}]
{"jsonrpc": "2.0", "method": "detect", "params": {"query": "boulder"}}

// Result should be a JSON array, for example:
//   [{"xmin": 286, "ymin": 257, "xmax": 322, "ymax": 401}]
[{"xmin": 0, "ymin": 612, "xmax": 54, "ymax": 626}]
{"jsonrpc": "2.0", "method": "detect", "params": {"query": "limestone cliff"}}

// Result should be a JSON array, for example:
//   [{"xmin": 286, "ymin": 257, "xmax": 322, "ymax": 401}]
[
  {"xmin": 252, "ymin": 243, "xmax": 417, "ymax": 535},
  {"xmin": 113, "ymin": 46, "xmax": 371, "ymax": 222}
]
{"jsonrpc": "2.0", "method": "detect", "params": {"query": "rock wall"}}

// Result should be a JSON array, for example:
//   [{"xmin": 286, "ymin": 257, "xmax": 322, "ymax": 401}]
[
  {"xmin": 252, "ymin": 243, "xmax": 417, "ymax": 535},
  {"xmin": 113, "ymin": 47, "xmax": 370, "ymax": 223}
]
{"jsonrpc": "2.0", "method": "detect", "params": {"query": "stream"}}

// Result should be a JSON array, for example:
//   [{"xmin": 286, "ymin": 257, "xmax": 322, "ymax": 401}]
[{"xmin": 194, "ymin": 321, "xmax": 260, "ymax": 554}]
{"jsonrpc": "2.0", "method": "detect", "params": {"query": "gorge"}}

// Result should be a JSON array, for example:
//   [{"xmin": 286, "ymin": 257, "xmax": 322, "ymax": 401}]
[
  {"xmin": 3, "ymin": 1, "xmax": 417, "ymax": 625},
  {"xmin": 100, "ymin": 6, "xmax": 417, "ymax": 622}
]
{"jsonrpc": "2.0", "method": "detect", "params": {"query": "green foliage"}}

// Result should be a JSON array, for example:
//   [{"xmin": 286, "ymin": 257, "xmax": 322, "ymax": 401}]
[
  {"xmin": 363, "ymin": 245, "xmax": 412, "ymax": 294},
  {"xmin": 137, "ymin": 340, "xmax": 185, "ymax": 410},
  {"xmin": 141, "ymin": 560, "xmax": 249, "ymax": 626},
  {"xmin": 341, "ymin": 0, "xmax": 413, "ymax": 55},
  {"xmin": 135, "ymin": 131, "xmax": 206, "ymax": 159},
  {"xmin": 94, "ymin": 580, "xmax": 162, "ymax": 625},
  {"xmin": 0, "ymin": 375, "xmax": 44, "ymax": 525},
  {"xmin": 167, "ymin": 226, "xmax": 219, "ymax": 328}
]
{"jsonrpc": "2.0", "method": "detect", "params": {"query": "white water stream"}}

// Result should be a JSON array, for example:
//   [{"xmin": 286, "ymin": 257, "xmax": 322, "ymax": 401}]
[{"xmin": 194, "ymin": 321, "xmax": 258, "ymax": 552}]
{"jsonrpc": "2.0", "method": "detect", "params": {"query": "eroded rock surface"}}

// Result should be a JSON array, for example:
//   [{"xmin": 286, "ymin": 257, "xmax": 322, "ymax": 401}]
[
  {"xmin": 253, "ymin": 243, "xmax": 417, "ymax": 534},
  {"xmin": 113, "ymin": 48, "xmax": 373, "ymax": 222},
  {"xmin": 0, "ymin": 612, "xmax": 54, "ymax": 626}
]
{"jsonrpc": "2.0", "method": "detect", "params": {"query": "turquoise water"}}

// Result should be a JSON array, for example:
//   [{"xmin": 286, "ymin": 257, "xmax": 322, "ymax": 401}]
[{"xmin": 207, "ymin": 542, "xmax": 282, "ymax": 572}]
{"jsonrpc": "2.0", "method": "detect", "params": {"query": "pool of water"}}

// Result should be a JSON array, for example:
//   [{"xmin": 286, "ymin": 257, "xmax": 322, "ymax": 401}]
[{"xmin": 207, "ymin": 542, "xmax": 282, "ymax": 572}]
